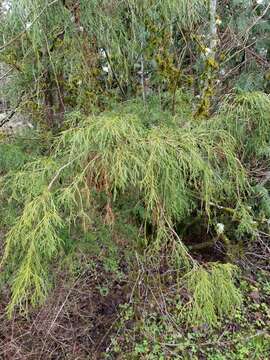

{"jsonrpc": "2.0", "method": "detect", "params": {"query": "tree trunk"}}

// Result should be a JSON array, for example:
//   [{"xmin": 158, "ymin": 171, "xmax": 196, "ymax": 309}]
[
  {"xmin": 44, "ymin": 70, "xmax": 54, "ymax": 129},
  {"xmin": 209, "ymin": 0, "xmax": 218, "ymax": 54}
]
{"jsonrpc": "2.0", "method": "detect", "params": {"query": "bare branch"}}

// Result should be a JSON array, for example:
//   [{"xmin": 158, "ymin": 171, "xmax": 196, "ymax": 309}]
[{"xmin": 0, "ymin": 68, "xmax": 13, "ymax": 81}]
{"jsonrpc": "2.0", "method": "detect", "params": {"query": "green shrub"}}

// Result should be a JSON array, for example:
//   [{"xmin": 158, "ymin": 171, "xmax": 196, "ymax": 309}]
[{"xmin": 0, "ymin": 91, "xmax": 268, "ymax": 322}]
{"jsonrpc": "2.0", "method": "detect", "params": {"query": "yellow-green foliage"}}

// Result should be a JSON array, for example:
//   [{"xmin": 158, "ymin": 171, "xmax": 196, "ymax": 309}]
[
  {"xmin": 2, "ymin": 192, "xmax": 63, "ymax": 315},
  {"xmin": 186, "ymin": 264, "xmax": 242, "ymax": 326},
  {"xmin": 1, "ymin": 157, "xmax": 59, "ymax": 202},
  {"xmin": 218, "ymin": 92, "xmax": 270, "ymax": 160},
  {"xmin": 0, "ymin": 92, "xmax": 266, "ymax": 318},
  {"xmin": 57, "ymin": 105, "xmax": 247, "ymax": 222}
]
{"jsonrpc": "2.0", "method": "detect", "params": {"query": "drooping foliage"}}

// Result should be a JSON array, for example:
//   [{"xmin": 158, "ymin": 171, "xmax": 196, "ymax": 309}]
[
  {"xmin": 218, "ymin": 91, "xmax": 270, "ymax": 161},
  {"xmin": 0, "ymin": 0, "xmax": 269, "ymax": 330},
  {"xmin": 185, "ymin": 263, "xmax": 242, "ymax": 326},
  {"xmin": 0, "ymin": 90, "xmax": 268, "ymax": 320}
]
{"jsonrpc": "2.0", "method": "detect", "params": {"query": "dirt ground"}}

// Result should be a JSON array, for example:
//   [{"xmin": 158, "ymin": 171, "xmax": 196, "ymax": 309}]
[{"xmin": 0, "ymin": 266, "xmax": 128, "ymax": 360}]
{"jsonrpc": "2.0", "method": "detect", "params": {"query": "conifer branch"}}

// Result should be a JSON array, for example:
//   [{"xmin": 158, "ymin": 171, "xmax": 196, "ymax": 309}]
[{"xmin": 0, "ymin": 0, "xmax": 60, "ymax": 52}]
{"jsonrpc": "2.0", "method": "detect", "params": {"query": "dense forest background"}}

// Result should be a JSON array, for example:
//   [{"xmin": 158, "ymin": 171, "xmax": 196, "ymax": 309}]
[{"xmin": 0, "ymin": 1, "xmax": 269, "ymax": 359}]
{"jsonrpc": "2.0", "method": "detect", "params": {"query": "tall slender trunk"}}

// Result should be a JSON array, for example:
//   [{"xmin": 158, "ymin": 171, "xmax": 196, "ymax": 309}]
[
  {"xmin": 209, "ymin": 0, "xmax": 217, "ymax": 54},
  {"xmin": 57, "ymin": 72, "xmax": 65, "ymax": 125},
  {"xmin": 196, "ymin": 0, "xmax": 218, "ymax": 117},
  {"xmin": 44, "ymin": 70, "xmax": 54, "ymax": 129},
  {"xmin": 141, "ymin": 54, "xmax": 146, "ymax": 104}
]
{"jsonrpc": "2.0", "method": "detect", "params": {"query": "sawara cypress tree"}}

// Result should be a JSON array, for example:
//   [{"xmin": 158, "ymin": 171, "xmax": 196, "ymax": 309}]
[{"xmin": 0, "ymin": 0, "xmax": 269, "ymax": 330}]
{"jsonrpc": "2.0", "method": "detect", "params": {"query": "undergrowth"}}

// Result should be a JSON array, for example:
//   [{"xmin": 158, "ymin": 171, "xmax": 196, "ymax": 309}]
[{"xmin": 106, "ymin": 270, "xmax": 270, "ymax": 359}]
